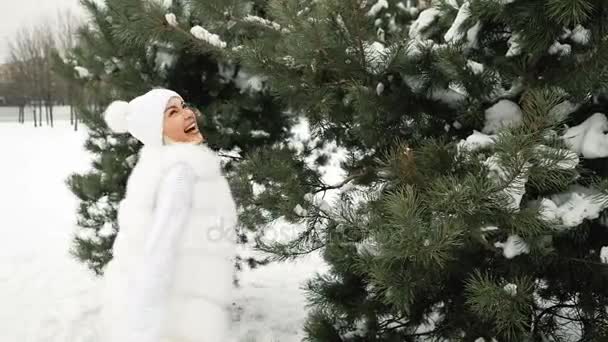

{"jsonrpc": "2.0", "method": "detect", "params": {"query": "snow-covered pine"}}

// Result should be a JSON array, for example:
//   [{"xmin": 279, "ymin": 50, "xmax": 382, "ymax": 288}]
[
  {"xmin": 155, "ymin": 49, "xmax": 176, "ymax": 73},
  {"xmin": 503, "ymin": 283, "xmax": 518, "ymax": 296},
  {"xmin": 250, "ymin": 181, "xmax": 266, "ymax": 199},
  {"xmin": 377, "ymin": 27, "xmax": 385, "ymax": 42},
  {"xmin": 483, "ymin": 154, "xmax": 531, "ymax": 211},
  {"xmin": 601, "ymin": 246, "xmax": 608, "ymax": 263},
  {"xmin": 74, "ymin": 66, "xmax": 91, "ymax": 79},
  {"xmin": 165, "ymin": 13, "xmax": 178, "ymax": 27},
  {"xmin": 482, "ymin": 99, "xmax": 523, "ymax": 134},
  {"xmin": 457, "ymin": 130, "xmax": 496, "ymax": 152},
  {"xmin": 76, "ymin": 228, "xmax": 102, "ymax": 244},
  {"xmin": 218, "ymin": 63, "xmax": 267, "ymax": 94},
  {"xmin": 98, "ymin": 222, "xmax": 117, "ymax": 238},
  {"xmin": 428, "ymin": 85, "xmax": 467, "ymax": 108},
  {"xmin": 570, "ymin": 25, "xmax": 591, "ymax": 45},
  {"xmin": 124, "ymin": 154, "xmax": 138, "ymax": 168},
  {"xmin": 346, "ymin": 41, "xmax": 390, "ymax": 75},
  {"xmin": 376, "ymin": 82, "xmax": 385, "ymax": 95},
  {"xmin": 250, "ymin": 130, "xmax": 271, "ymax": 138},
  {"xmin": 293, "ymin": 204, "xmax": 308, "ymax": 216},
  {"xmin": 190, "ymin": 26, "xmax": 226, "ymax": 48},
  {"xmin": 243, "ymin": 15, "xmax": 289, "ymax": 33},
  {"xmin": 548, "ymin": 41, "xmax": 571, "ymax": 56},
  {"xmin": 494, "ymin": 235, "xmax": 530, "ymax": 259},
  {"xmin": 409, "ymin": 7, "xmax": 441, "ymax": 40},
  {"xmin": 533, "ymin": 145, "xmax": 579, "ymax": 170},
  {"xmin": 563, "ymin": 113, "xmax": 608, "ymax": 158},
  {"xmin": 466, "ymin": 60, "xmax": 484, "ymax": 75},
  {"xmin": 548, "ymin": 100, "xmax": 579, "ymax": 121},
  {"xmin": 444, "ymin": 1, "xmax": 471, "ymax": 43},
  {"xmin": 481, "ymin": 226, "xmax": 499, "ymax": 232},
  {"xmin": 367, "ymin": 0, "xmax": 389, "ymax": 17},
  {"xmin": 396, "ymin": 1, "xmax": 419, "ymax": 16},
  {"xmin": 506, "ymin": 33, "xmax": 522, "ymax": 57},
  {"xmin": 537, "ymin": 185, "xmax": 608, "ymax": 228}
]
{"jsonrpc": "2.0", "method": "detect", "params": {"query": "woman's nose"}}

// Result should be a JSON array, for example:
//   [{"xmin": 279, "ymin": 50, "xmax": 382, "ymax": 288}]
[{"xmin": 182, "ymin": 108, "xmax": 195, "ymax": 119}]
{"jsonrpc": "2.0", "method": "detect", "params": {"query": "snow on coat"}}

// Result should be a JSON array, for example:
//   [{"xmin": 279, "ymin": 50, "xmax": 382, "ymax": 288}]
[{"xmin": 99, "ymin": 143, "xmax": 238, "ymax": 342}]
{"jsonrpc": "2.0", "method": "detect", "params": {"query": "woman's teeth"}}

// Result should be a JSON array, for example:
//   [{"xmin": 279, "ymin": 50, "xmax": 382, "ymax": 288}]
[{"xmin": 185, "ymin": 123, "xmax": 197, "ymax": 133}]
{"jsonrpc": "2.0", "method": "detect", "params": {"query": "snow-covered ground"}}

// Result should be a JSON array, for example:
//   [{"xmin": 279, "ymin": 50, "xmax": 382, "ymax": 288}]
[{"xmin": 0, "ymin": 120, "xmax": 326, "ymax": 341}]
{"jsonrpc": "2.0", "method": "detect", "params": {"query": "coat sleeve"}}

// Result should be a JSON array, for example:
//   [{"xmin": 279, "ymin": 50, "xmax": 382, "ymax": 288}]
[{"xmin": 122, "ymin": 162, "xmax": 196, "ymax": 342}]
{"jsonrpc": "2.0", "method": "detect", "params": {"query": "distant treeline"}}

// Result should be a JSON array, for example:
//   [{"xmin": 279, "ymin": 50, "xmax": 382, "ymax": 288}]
[{"xmin": 1, "ymin": 10, "xmax": 81, "ymax": 127}]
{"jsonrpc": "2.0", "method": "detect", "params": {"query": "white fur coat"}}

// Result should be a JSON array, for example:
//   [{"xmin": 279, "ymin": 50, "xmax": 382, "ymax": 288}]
[{"xmin": 99, "ymin": 143, "xmax": 238, "ymax": 342}]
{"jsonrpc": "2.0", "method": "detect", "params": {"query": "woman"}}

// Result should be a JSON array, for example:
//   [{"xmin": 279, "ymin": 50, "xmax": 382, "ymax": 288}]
[{"xmin": 98, "ymin": 88, "xmax": 238, "ymax": 342}]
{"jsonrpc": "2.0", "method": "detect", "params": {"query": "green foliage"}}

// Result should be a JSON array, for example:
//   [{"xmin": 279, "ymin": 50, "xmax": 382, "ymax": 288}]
[
  {"xmin": 201, "ymin": 0, "xmax": 608, "ymax": 339},
  {"xmin": 465, "ymin": 271, "xmax": 535, "ymax": 340}
]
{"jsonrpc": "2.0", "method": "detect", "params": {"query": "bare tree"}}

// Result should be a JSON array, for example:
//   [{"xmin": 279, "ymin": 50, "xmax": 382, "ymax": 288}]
[
  {"xmin": 7, "ymin": 27, "xmax": 41, "ymax": 126},
  {"xmin": 37, "ymin": 22, "xmax": 57, "ymax": 127},
  {"xmin": 5, "ymin": 9, "xmax": 82, "ymax": 127},
  {"xmin": 54, "ymin": 9, "xmax": 82, "ymax": 129}
]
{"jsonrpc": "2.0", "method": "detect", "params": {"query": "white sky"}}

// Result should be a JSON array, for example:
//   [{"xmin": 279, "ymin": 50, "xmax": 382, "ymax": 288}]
[{"xmin": 0, "ymin": 0, "xmax": 84, "ymax": 62}]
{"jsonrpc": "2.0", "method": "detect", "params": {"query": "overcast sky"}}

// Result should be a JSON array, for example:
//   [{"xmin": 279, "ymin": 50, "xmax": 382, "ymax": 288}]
[{"xmin": 0, "ymin": 0, "xmax": 84, "ymax": 62}]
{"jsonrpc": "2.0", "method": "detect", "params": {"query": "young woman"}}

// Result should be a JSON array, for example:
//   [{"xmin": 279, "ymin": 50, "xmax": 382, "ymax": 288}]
[{"xmin": 98, "ymin": 88, "xmax": 237, "ymax": 342}]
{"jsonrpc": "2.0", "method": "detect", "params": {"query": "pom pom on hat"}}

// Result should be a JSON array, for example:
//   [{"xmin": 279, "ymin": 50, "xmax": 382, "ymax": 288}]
[{"xmin": 104, "ymin": 100, "xmax": 130, "ymax": 133}]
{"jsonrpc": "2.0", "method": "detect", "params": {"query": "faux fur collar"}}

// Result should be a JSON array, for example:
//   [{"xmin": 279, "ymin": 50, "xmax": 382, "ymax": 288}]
[{"xmin": 137, "ymin": 143, "xmax": 222, "ymax": 180}]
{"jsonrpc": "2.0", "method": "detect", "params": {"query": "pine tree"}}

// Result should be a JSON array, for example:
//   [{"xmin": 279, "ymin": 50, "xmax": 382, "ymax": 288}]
[
  {"xmin": 57, "ymin": 0, "xmax": 288, "ymax": 275},
  {"xmin": 143, "ymin": 0, "xmax": 608, "ymax": 340}
]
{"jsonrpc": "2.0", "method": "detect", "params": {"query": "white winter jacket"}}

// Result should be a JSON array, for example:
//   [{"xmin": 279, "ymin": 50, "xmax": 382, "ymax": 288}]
[{"xmin": 99, "ymin": 142, "xmax": 238, "ymax": 342}]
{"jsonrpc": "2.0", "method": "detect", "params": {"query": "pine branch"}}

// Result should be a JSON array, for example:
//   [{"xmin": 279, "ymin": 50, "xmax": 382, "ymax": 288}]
[
  {"xmin": 313, "ymin": 169, "xmax": 367, "ymax": 194},
  {"xmin": 217, "ymin": 152, "xmax": 243, "ymax": 160},
  {"xmin": 535, "ymin": 303, "xmax": 578, "ymax": 326}
]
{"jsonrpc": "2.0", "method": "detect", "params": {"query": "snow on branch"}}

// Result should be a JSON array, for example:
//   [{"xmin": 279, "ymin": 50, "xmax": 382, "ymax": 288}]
[
  {"xmin": 409, "ymin": 7, "xmax": 441, "ymax": 40},
  {"xmin": 243, "ymin": 15, "xmax": 290, "ymax": 33},
  {"xmin": 563, "ymin": 113, "xmax": 608, "ymax": 158},
  {"xmin": 190, "ymin": 26, "xmax": 226, "ymax": 48},
  {"xmin": 367, "ymin": 0, "xmax": 389, "ymax": 17},
  {"xmin": 484, "ymin": 154, "xmax": 531, "ymax": 211},
  {"xmin": 74, "ymin": 66, "xmax": 91, "ymax": 79},
  {"xmin": 537, "ymin": 185, "xmax": 608, "ymax": 227},
  {"xmin": 165, "ymin": 13, "xmax": 178, "ymax": 27},
  {"xmin": 494, "ymin": 234, "xmax": 529, "ymax": 258}
]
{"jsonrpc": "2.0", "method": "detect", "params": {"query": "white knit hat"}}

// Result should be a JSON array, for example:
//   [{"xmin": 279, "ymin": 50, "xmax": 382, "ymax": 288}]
[{"xmin": 103, "ymin": 88, "xmax": 182, "ymax": 146}]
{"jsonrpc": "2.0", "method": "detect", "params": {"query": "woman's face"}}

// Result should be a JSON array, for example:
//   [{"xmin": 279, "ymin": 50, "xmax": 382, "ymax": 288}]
[{"xmin": 163, "ymin": 96, "xmax": 204, "ymax": 144}]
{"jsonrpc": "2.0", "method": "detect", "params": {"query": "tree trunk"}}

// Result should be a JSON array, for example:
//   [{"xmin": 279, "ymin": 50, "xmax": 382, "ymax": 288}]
[
  {"xmin": 38, "ymin": 102, "xmax": 42, "ymax": 126},
  {"xmin": 49, "ymin": 104, "xmax": 54, "ymax": 128},
  {"xmin": 33, "ymin": 106, "xmax": 37, "ymax": 127}
]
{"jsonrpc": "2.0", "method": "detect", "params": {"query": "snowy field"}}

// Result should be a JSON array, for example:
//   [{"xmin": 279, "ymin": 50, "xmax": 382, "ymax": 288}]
[{"xmin": 0, "ymin": 120, "xmax": 326, "ymax": 341}]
